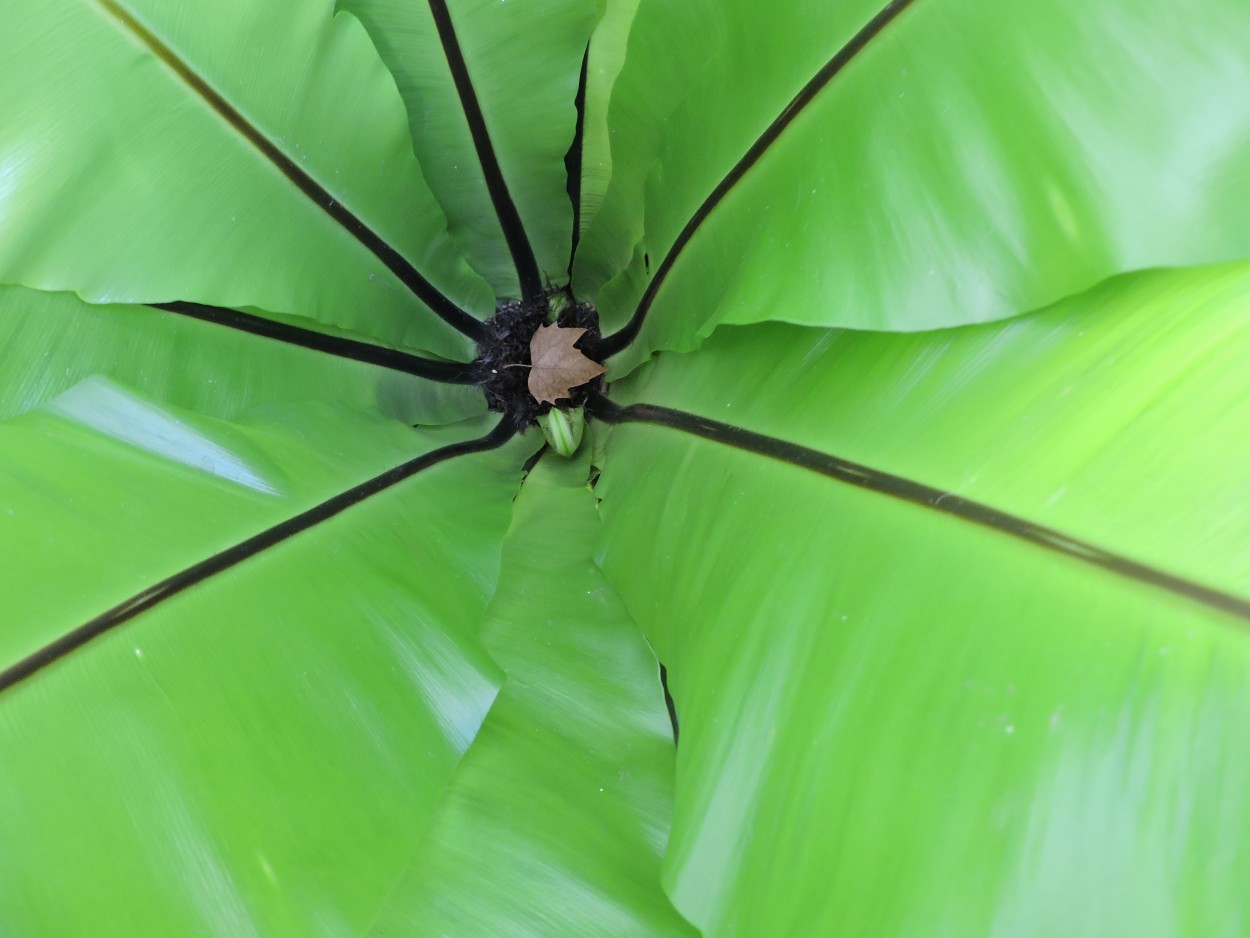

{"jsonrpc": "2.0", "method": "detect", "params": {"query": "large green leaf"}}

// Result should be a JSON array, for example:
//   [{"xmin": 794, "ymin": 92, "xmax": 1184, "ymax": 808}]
[
  {"xmin": 0, "ymin": 381, "xmax": 532, "ymax": 935},
  {"xmin": 575, "ymin": 0, "xmax": 641, "ymax": 240},
  {"xmin": 368, "ymin": 454, "xmax": 695, "ymax": 936},
  {"xmin": 0, "ymin": 284, "xmax": 483, "ymax": 426},
  {"xmin": 578, "ymin": 0, "xmax": 1250, "ymax": 373},
  {"xmin": 594, "ymin": 263, "xmax": 1250, "ymax": 934},
  {"xmin": 341, "ymin": 0, "xmax": 600, "ymax": 297},
  {"xmin": 6, "ymin": 0, "xmax": 1250, "ymax": 931},
  {"xmin": 0, "ymin": 0, "xmax": 492, "ymax": 358}
]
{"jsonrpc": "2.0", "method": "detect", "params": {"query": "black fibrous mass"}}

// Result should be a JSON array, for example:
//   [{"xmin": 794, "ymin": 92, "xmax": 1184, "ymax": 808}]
[{"xmin": 475, "ymin": 292, "xmax": 603, "ymax": 427}]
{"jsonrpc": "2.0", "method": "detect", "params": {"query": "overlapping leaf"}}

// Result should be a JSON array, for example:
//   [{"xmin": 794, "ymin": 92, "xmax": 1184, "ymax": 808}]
[
  {"xmin": 368, "ymin": 455, "xmax": 695, "ymax": 937},
  {"xmin": 595, "ymin": 263, "xmax": 1250, "ymax": 935},
  {"xmin": 5, "ymin": 0, "xmax": 1250, "ymax": 932},
  {"xmin": 0, "ymin": 381, "xmax": 530, "ymax": 935},
  {"xmin": 341, "ymin": 0, "xmax": 599, "ymax": 297},
  {"xmin": 0, "ymin": 284, "xmax": 483, "ymax": 426},
  {"xmin": 578, "ymin": 0, "xmax": 1250, "ymax": 373},
  {"xmin": 0, "ymin": 0, "xmax": 491, "ymax": 358},
  {"xmin": 574, "ymin": 0, "xmax": 642, "ymax": 239}
]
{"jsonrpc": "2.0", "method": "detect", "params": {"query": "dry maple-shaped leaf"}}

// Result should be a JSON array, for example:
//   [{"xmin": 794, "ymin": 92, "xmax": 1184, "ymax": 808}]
[{"xmin": 527, "ymin": 323, "xmax": 605, "ymax": 405}]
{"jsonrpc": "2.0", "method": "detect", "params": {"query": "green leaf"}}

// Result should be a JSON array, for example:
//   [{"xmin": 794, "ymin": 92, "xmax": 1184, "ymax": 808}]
[
  {"xmin": 341, "ymin": 0, "xmax": 600, "ymax": 297},
  {"xmin": 0, "ymin": 381, "xmax": 532, "ymax": 935},
  {"xmin": 0, "ymin": 284, "xmax": 483, "ymax": 426},
  {"xmin": 6, "ymin": 0, "xmax": 1250, "ymax": 931},
  {"xmin": 576, "ymin": 0, "xmax": 642, "ymax": 239},
  {"xmin": 367, "ymin": 454, "xmax": 696, "ymax": 936},
  {"xmin": 0, "ymin": 0, "xmax": 492, "ymax": 358},
  {"xmin": 594, "ymin": 263, "xmax": 1250, "ymax": 935},
  {"xmin": 580, "ymin": 0, "xmax": 1250, "ymax": 373},
  {"xmin": 537, "ymin": 406, "xmax": 587, "ymax": 457}
]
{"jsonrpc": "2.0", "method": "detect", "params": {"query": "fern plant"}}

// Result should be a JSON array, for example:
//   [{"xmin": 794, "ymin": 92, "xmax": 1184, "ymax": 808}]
[{"xmin": 3, "ymin": 0, "xmax": 1250, "ymax": 934}]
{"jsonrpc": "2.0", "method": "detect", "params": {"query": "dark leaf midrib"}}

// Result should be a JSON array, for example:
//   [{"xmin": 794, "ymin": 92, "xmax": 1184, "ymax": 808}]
[
  {"xmin": 600, "ymin": 0, "xmax": 917, "ymax": 358},
  {"xmin": 591, "ymin": 395, "xmax": 1250, "ymax": 626},
  {"xmin": 153, "ymin": 302, "xmax": 477, "ymax": 383},
  {"xmin": 427, "ymin": 0, "xmax": 545, "ymax": 303},
  {"xmin": 95, "ymin": 0, "xmax": 486, "ymax": 342},
  {"xmin": 0, "ymin": 418, "xmax": 517, "ymax": 695},
  {"xmin": 565, "ymin": 46, "xmax": 591, "ymax": 281}
]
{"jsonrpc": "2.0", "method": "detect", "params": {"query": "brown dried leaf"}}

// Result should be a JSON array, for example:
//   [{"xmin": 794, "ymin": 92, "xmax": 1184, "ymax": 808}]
[{"xmin": 527, "ymin": 324, "xmax": 605, "ymax": 405}]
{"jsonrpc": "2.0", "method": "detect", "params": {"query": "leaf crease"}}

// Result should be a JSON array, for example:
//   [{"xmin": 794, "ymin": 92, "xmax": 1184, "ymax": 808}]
[
  {"xmin": 92, "ymin": 0, "xmax": 486, "ymax": 341},
  {"xmin": 600, "ymin": 0, "xmax": 918, "ymax": 358},
  {"xmin": 0, "ymin": 418, "xmax": 516, "ymax": 695},
  {"xmin": 592, "ymin": 395, "xmax": 1250, "ymax": 626}
]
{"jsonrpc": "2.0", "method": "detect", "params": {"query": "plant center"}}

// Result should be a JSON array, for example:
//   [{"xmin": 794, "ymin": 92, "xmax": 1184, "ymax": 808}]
[{"xmin": 475, "ymin": 292, "xmax": 604, "ymax": 426}]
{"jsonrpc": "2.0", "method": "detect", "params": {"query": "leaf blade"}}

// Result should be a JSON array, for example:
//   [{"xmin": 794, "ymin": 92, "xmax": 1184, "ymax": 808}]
[
  {"xmin": 368, "ymin": 455, "xmax": 696, "ymax": 937},
  {"xmin": 0, "ymin": 0, "xmax": 492, "ymax": 357},
  {"xmin": 0, "ymin": 385, "xmax": 533, "ymax": 935},
  {"xmin": 594, "ymin": 264, "xmax": 1250, "ymax": 934},
  {"xmin": 0, "ymin": 285, "xmax": 483, "ymax": 426},
  {"xmin": 583, "ymin": 0, "xmax": 1250, "ymax": 372},
  {"xmin": 342, "ymin": 0, "xmax": 601, "ymax": 296}
]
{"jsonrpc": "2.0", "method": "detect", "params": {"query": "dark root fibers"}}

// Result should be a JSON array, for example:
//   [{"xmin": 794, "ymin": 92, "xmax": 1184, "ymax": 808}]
[{"xmin": 475, "ymin": 292, "xmax": 603, "ymax": 427}]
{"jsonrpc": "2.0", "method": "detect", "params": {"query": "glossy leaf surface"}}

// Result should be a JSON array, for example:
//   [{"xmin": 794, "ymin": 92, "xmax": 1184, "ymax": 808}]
[
  {"xmin": 370, "ymin": 454, "xmax": 695, "ymax": 937},
  {"xmin": 575, "ymin": 0, "xmax": 641, "ymax": 239},
  {"xmin": 579, "ymin": 0, "xmax": 1250, "ymax": 373},
  {"xmin": 5, "ymin": 0, "xmax": 1250, "ymax": 931},
  {"xmin": 342, "ymin": 0, "xmax": 599, "ymax": 296},
  {"xmin": 0, "ymin": 284, "xmax": 483, "ymax": 426},
  {"xmin": 0, "ymin": 386, "xmax": 530, "ymax": 936},
  {"xmin": 0, "ymin": 0, "xmax": 491, "ymax": 358},
  {"xmin": 596, "ymin": 264, "xmax": 1250, "ymax": 935}
]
